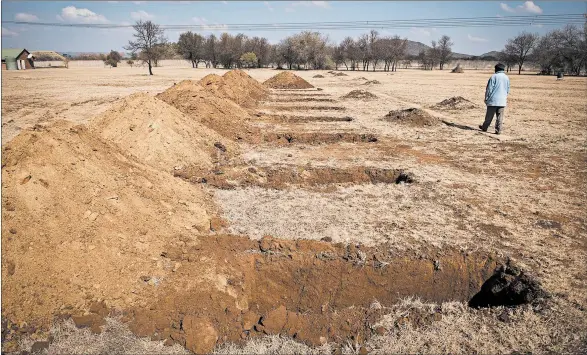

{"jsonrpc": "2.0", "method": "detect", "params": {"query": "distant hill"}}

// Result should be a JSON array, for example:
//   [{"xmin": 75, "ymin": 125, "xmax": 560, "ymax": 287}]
[
  {"xmin": 404, "ymin": 40, "xmax": 474, "ymax": 59},
  {"xmin": 479, "ymin": 51, "xmax": 502, "ymax": 59}
]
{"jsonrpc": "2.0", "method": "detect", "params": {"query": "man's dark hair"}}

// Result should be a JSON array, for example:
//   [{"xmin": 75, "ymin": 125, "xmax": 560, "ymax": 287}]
[{"xmin": 495, "ymin": 63, "xmax": 506, "ymax": 72}]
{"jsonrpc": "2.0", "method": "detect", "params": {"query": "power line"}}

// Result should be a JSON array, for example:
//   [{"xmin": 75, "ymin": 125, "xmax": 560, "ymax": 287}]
[{"xmin": 3, "ymin": 14, "xmax": 585, "ymax": 31}]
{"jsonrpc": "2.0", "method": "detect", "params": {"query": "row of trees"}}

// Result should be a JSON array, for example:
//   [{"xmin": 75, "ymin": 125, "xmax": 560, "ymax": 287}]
[
  {"xmin": 497, "ymin": 24, "xmax": 587, "ymax": 75},
  {"xmin": 121, "ymin": 20, "xmax": 585, "ymax": 76}
]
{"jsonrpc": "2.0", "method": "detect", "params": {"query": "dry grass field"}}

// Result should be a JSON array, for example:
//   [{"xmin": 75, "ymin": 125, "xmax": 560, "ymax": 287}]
[{"xmin": 1, "ymin": 66, "xmax": 586, "ymax": 354}]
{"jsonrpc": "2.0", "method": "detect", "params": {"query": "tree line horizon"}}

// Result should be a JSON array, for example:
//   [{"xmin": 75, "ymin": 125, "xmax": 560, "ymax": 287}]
[{"xmin": 67, "ymin": 20, "xmax": 586, "ymax": 76}]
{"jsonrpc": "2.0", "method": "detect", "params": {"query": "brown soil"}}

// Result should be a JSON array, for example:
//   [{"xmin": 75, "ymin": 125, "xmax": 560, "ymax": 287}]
[
  {"xmin": 156, "ymin": 80, "xmax": 260, "ymax": 141},
  {"xmin": 174, "ymin": 165, "xmax": 414, "ymax": 189},
  {"xmin": 433, "ymin": 96, "xmax": 477, "ymax": 110},
  {"xmin": 341, "ymin": 90, "xmax": 378, "ymax": 100},
  {"xmin": 270, "ymin": 93, "xmax": 331, "ymax": 97},
  {"xmin": 364, "ymin": 80, "xmax": 381, "ymax": 85},
  {"xmin": 256, "ymin": 114, "xmax": 353, "ymax": 123},
  {"xmin": 263, "ymin": 72, "xmax": 314, "ymax": 89},
  {"xmin": 332, "ymin": 72, "xmax": 348, "ymax": 77},
  {"xmin": 383, "ymin": 108, "xmax": 440, "ymax": 127},
  {"xmin": 1, "ymin": 120, "xmax": 215, "ymax": 329},
  {"xmin": 268, "ymin": 97, "xmax": 336, "ymax": 103},
  {"xmin": 90, "ymin": 93, "xmax": 237, "ymax": 171},
  {"xmin": 313, "ymin": 75, "xmax": 325, "ymax": 78},
  {"xmin": 261, "ymin": 132, "xmax": 377, "ymax": 145},
  {"xmin": 198, "ymin": 70, "xmax": 268, "ymax": 108},
  {"xmin": 121, "ymin": 235, "xmax": 504, "ymax": 352},
  {"xmin": 354, "ymin": 77, "xmax": 368, "ymax": 81},
  {"xmin": 452, "ymin": 65, "xmax": 464, "ymax": 73},
  {"xmin": 263, "ymin": 105, "xmax": 346, "ymax": 112}
]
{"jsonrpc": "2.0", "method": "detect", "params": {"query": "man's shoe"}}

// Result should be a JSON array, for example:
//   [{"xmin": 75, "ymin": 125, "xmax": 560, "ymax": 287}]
[{"xmin": 479, "ymin": 125, "xmax": 487, "ymax": 132}]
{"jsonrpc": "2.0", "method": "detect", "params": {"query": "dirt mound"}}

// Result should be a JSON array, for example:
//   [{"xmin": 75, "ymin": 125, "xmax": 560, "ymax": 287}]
[
  {"xmin": 91, "ymin": 93, "xmax": 237, "ymax": 171},
  {"xmin": 364, "ymin": 80, "xmax": 381, "ymax": 85},
  {"xmin": 331, "ymin": 72, "xmax": 348, "ymax": 77},
  {"xmin": 312, "ymin": 74, "xmax": 325, "ymax": 78},
  {"xmin": 383, "ymin": 108, "xmax": 440, "ymax": 127},
  {"xmin": 1, "ymin": 121, "xmax": 215, "ymax": 330},
  {"xmin": 354, "ymin": 77, "xmax": 368, "ymax": 80},
  {"xmin": 451, "ymin": 64, "xmax": 464, "ymax": 73},
  {"xmin": 198, "ymin": 70, "xmax": 268, "ymax": 108},
  {"xmin": 157, "ymin": 80, "xmax": 260, "ymax": 141},
  {"xmin": 263, "ymin": 72, "xmax": 314, "ymax": 89},
  {"xmin": 434, "ymin": 96, "xmax": 477, "ymax": 110},
  {"xmin": 341, "ymin": 90, "xmax": 378, "ymax": 100}
]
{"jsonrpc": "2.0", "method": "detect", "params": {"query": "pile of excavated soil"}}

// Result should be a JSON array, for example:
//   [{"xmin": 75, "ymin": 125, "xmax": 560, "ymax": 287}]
[
  {"xmin": 263, "ymin": 72, "xmax": 314, "ymax": 89},
  {"xmin": 364, "ymin": 80, "xmax": 381, "ymax": 85},
  {"xmin": 331, "ymin": 72, "xmax": 348, "ymax": 77},
  {"xmin": 312, "ymin": 74, "xmax": 325, "ymax": 78},
  {"xmin": 341, "ymin": 90, "xmax": 378, "ymax": 100},
  {"xmin": 452, "ymin": 64, "xmax": 464, "ymax": 73},
  {"xmin": 354, "ymin": 77, "xmax": 368, "ymax": 80},
  {"xmin": 91, "ymin": 93, "xmax": 237, "ymax": 171},
  {"xmin": 157, "ymin": 80, "xmax": 260, "ymax": 142},
  {"xmin": 199, "ymin": 70, "xmax": 268, "ymax": 108},
  {"xmin": 1, "ymin": 120, "xmax": 215, "ymax": 331},
  {"xmin": 383, "ymin": 108, "xmax": 440, "ymax": 127},
  {"xmin": 433, "ymin": 96, "xmax": 477, "ymax": 110}
]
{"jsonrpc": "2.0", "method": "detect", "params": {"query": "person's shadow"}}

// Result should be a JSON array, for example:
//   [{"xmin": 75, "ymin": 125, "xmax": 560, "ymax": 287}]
[{"xmin": 442, "ymin": 120, "xmax": 477, "ymax": 131}]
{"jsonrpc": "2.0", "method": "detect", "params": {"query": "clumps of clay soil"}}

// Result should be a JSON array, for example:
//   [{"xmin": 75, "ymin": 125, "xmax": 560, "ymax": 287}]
[
  {"xmin": 451, "ymin": 64, "xmax": 464, "ymax": 73},
  {"xmin": 341, "ymin": 90, "xmax": 378, "ymax": 100},
  {"xmin": 433, "ymin": 96, "xmax": 477, "ymax": 110},
  {"xmin": 313, "ymin": 74, "xmax": 325, "ymax": 78},
  {"xmin": 263, "ymin": 72, "xmax": 314, "ymax": 89},
  {"xmin": 383, "ymin": 108, "xmax": 440, "ymax": 127},
  {"xmin": 354, "ymin": 77, "xmax": 368, "ymax": 81},
  {"xmin": 91, "ymin": 93, "xmax": 237, "ymax": 171},
  {"xmin": 469, "ymin": 262, "xmax": 548, "ymax": 308},
  {"xmin": 331, "ymin": 72, "xmax": 348, "ymax": 77},
  {"xmin": 364, "ymin": 80, "xmax": 381, "ymax": 85}
]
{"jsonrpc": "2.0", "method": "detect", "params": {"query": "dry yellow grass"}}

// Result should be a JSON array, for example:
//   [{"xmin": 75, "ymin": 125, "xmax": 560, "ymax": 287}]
[{"xmin": 2, "ymin": 66, "xmax": 586, "ymax": 354}]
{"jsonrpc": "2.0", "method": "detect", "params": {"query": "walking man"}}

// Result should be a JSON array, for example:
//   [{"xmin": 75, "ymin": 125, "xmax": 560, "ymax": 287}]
[{"xmin": 480, "ymin": 63, "xmax": 510, "ymax": 134}]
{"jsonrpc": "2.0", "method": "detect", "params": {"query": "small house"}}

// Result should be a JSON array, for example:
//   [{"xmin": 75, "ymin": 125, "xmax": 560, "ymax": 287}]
[{"xmin": 2, "ymin": 48, "xmax": 34, "ymax": 70}]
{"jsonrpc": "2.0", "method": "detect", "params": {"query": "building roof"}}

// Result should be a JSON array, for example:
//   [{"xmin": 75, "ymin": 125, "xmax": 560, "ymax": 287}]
[{"xmin": 2, "ymin": 48, "xmax": 29, "ymax": 60}]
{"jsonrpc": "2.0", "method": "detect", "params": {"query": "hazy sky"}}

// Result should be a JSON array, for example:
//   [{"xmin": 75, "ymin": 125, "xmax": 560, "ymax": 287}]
[{"xmin": 1, "ymin": 1, "xmax": 585, "ymax": 55}]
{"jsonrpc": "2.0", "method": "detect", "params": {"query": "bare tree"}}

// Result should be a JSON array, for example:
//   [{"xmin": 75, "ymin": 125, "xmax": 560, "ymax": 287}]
[
  {"xmin": 426, "ymin": 40, "xmax": 440, "ymax": 70},
  {"xmin": 124, "ymin": 20, "xmax": 167, "ymax": 75},
  {"xmin": 204, "ymin": 34, "xmax": 219, "ymax": 68},
  {"xmin": 177, "ymin": 31, "xmax": 205, "ymax": 68},
  {"xmin": 437, "ymin": 35, "xmax": 453, "ymax": 70},
  {"xmin": 505, "ymin": 31, "xmax": 539, "ymax": 74}
]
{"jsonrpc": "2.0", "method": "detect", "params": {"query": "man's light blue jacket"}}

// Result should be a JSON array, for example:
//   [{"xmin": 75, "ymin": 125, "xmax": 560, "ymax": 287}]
[{"xmin": 485, "ymin": 71, "xmax": 510, "ymax": 107}]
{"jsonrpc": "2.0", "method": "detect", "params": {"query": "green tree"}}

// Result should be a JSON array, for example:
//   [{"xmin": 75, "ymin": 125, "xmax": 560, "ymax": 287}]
[
  {"xmin": 240, "ymin": 52, "xmax": 257, "ymax": 68},
  {"xmin": 104, "ymin": 50, "xmax": 122, "ymax": 67}
]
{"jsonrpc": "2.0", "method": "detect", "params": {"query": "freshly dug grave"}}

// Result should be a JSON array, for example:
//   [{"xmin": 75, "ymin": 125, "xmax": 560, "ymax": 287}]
[
  {"xmin": 267, "ymin": 97, "xmax": 336, "ymax": 103},
  {"xmin": 263, "ymin": 105, "xmax": 346, "ymax": 112},
  {"xmin": 157, "ymin": 80, "xmax": 261, "ymax": 142},
  {"xmin": 341, "ymin": 90, "xmax": 378, "ymax": 100},
  {"xmin": 174, "ymin": 165, "xmax": 414, "ymax": 189},
  {"xmin": 119, "ymin": 235, "xmax": 526, "ymax": 353},
  {"xmin": 364, "ymin": 80, "xmax": 381, "ymax": 85},
  {"xmin": 91, "ymin": 93, "xmax": 237, "ymax": 172},
  {"xmin": 255, "ymin": 114, "xmax": 353, "ymax": 123},
  {"xmin": 270, "ymin": 92, "xmax": 331, "ymax": 97},
  {"xmin": 264, "ymin": 72, "xmax": 314, "ymax": 89},
  {"xmin": 198, "ymin": 70, "xmax": 268, "ymax": 108},
  {"xmin": 433, "ymin": 96, "xmax": 477, "ymax": 110},
  {"xmin": 1, "ymin": 121, "xmax": 215, "ymax": 332},
  {"xmin": 383, "ymin": 108, "xmax": 440, "ymax": 127},
  {"xmin": 451, "ymin": 64, "xmax": 464, "ymax": 73},
  {"xmin": 262, "ymin": 132, "xmax": 377, "ymax": 145}
]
